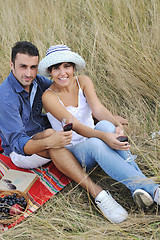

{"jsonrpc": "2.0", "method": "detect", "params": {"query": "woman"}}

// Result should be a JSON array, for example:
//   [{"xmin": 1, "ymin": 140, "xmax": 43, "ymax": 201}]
[{"xmin": 38, "ymin": 44, "xmax": 160, "ymax": 211}]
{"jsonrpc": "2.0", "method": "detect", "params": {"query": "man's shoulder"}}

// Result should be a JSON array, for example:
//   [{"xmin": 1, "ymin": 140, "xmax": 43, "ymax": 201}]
[
  {"xmin": 0, "ymin": 74, "xmax": 20, "ymax": 106},
  {"xmin": 35, "ymin": 74, "xmax": 48, "ymax": 81},
  {"xmin": 35, "ymin": 74, "xmax": 52, "ymax": 88},
  {"xmin": 0, "ymin": 75, "xmax": 14, "ymax": 98}
]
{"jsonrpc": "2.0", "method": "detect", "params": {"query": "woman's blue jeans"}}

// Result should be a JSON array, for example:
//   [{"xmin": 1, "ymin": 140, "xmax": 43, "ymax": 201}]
[{"xmin": 67, "ymin": 120, "xmax": 158, "ymax": 198}]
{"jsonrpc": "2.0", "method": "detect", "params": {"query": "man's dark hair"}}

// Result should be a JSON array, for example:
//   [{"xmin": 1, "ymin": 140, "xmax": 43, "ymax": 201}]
[{"xmin": 11, "ymin": 41, "xmax": 39, "ymax": 65}]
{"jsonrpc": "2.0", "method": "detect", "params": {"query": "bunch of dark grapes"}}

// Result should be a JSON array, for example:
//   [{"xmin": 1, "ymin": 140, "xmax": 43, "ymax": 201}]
[{"xmin": 0, "ymin": 193, "xmax": 27, "ymax": 219}]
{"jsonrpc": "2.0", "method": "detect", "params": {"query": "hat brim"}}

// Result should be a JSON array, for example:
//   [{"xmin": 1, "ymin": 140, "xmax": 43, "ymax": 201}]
[{"xmin": 38, "ymin": 50, "xmax": 85, "ymax": 77}]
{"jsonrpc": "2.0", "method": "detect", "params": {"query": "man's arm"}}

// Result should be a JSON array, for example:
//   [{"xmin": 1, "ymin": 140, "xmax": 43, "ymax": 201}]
[
  {"xmin": 0, "ymin": 98, "xmax": 72, "ymax": 156},
  {"xmin": 0, "ymin": 99, "xmax": 31, "ymax": 155},
  {"xmin": 23, "ymin": 129, "xmax": 72, "ymax": 155}
]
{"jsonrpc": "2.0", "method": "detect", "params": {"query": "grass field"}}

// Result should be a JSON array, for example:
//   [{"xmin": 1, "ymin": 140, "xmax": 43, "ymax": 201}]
[{"xmin": 0, "ymin": 0, "xmax": 160, "ymax": 239}]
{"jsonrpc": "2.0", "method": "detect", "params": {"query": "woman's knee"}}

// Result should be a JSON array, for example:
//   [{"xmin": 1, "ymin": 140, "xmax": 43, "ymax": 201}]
[
  {"xmin": 86, "ymin": 138, "xmax": 106, "ymax": 150},
  {"xmin": 95, "ymin": 120, "xmax": 115, "ymax": 133}
]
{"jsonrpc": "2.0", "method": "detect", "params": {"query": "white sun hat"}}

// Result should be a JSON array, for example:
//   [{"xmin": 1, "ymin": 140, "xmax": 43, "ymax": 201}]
[{"xmin": 38, "ymin": 44, "xmax": 86, "ymax": 77}]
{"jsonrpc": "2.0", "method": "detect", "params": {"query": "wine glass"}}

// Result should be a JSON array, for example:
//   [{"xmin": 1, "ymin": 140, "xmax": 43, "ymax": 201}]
[
  {"xmin": 117, "ymin": 136, "xmax": 137, "ymax": 162},
  {"xmin": 61, "ymin": 116, "xmax": 74, "ymax": 131}
]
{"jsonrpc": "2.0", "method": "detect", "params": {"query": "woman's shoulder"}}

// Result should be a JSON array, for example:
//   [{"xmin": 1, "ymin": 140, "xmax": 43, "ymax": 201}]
[
  {"xmin": 42, "ymin": 86, "xmax": 57, "ymax": 100},
  {"xmin": 78, "ymin": 75, "xmax": 91, "ymax": 81},
  {"xmin": 77, "ymin": 75, "xmax": 92, "ymax": 90},
  {"xmin": 42, "ymin": 86, "xmax": 60, "ymax": 112},
  {"xmin": 77, "ymin": 75, "xmax": 91, "ymax": 86}
]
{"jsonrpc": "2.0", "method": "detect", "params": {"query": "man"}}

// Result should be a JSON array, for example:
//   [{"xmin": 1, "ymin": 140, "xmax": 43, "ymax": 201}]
[{"xmin": 0, "ymin": 41, "xmax": 128, "ymax": 223}]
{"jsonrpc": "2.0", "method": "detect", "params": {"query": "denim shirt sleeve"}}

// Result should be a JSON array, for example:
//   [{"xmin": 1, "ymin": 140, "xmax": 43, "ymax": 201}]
[
  {"xmin": 0, "ymin": 73, "xmax": 52, "ymax": 156},
  {"xmin": 0, "ymin": 99, "xmax": 31, "ymax": 156}
]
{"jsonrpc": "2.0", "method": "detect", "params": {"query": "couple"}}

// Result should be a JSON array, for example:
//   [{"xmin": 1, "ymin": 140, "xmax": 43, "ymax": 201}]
[{"xmin": 0, "ymin": 41, "xmax": 159, "ymax": 224}]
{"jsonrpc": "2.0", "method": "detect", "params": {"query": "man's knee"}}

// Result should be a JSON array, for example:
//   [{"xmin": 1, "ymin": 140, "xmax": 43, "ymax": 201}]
[
  {"xmin": 32, "ymin": 128, "xmax": 55, "ymax": 140},
  {"xmin": 49, "ymin": 147, "xmax": 72, "ymax": 159},
  {"xmin": 42, "ymin": 128, "xmax": 55, "ymax": 137}
]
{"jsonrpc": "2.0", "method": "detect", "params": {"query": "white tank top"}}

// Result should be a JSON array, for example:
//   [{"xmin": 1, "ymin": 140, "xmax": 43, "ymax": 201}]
[{"xmin": 46, "ymin": 76, "xmax": 95, "ymax": 145}]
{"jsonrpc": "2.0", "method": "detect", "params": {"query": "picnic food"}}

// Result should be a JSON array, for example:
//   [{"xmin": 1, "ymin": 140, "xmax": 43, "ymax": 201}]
[
  {"xmin": 0, "ymin": 193, "xmax": 27, "ymax": 218},
  {"xmin": 10, "ymin": 204, "xmax": 23, "ymax": 216},
  {"xmin": 0, "ymin": 190, "xmax": 29, "ymax": 224}
]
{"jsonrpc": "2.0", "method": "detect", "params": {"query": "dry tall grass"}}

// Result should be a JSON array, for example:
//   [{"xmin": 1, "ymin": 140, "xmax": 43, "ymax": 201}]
[{"xmin": 0, "ymin": 0, "xmax": 160, "ymax": 239}]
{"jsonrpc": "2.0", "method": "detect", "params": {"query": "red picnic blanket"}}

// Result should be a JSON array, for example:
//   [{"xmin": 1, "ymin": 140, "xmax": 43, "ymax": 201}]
[{"xmin": 0, "ymin": 153, "xmax": 71, "ymax": 231}]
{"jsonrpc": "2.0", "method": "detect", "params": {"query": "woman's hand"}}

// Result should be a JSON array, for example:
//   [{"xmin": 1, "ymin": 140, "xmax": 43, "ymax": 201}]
[
  {"xmin": 114, "ymin": 115, "xmax": 128, "ymax": 126},
  {"xmin": 114, "ymin": 115, "xmax": 130, "ymax": 135},
  {"xmin": 115, "ymin": 126, "xmax": 124, "ymax": 135},
  {"xmin": 101, "ymin": 132, "xmax": 130, "ymax": 150}
]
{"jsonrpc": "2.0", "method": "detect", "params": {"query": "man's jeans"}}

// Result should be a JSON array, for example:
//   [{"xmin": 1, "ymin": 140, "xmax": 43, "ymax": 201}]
[{"xmin": 67, "ymin": 120, "xmax": 158, "ymax": 198}]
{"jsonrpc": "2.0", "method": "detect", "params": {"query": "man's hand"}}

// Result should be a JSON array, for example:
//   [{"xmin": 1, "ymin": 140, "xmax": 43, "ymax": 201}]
[
  {"xmin": 24, "ymin": 129, "xmax": 72, "ymax": 155},
  {"xmin": 47, "ymin": 131, "xmax": 72, "ymax": 149}
]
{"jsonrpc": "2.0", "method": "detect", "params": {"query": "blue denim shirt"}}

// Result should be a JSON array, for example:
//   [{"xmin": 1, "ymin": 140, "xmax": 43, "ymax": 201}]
[{"xmin": 0, "ymin": 72, "xmax": 52, "ymax": 156}]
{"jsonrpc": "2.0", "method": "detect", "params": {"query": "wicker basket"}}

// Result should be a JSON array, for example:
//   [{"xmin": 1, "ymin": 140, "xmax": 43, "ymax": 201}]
[{"xmin": 0, "ymin": 190, "xmax": 29, "ymax": 225}]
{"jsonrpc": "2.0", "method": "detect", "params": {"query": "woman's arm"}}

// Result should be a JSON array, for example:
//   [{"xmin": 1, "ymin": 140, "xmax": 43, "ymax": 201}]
[
  {"xmin": 42, "ymin": 90, "xmax": 129, "ymax": 150},
  {"xmin": 79, "ymin": 75, "xmax": 128, "ymax": 127}
]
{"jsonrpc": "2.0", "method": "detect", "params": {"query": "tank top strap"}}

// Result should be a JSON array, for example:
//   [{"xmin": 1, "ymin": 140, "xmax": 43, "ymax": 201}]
[
  {"xmin": 46, "ymin": 88, "xmax": 64, "ymax": 106},
  {"xmin": 75, "ymin": 76, "xmax": 85, "ymax": 100},
  {"xmin": 75, "ymin": 76, "xmax": 80, "ymax": 89}
]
